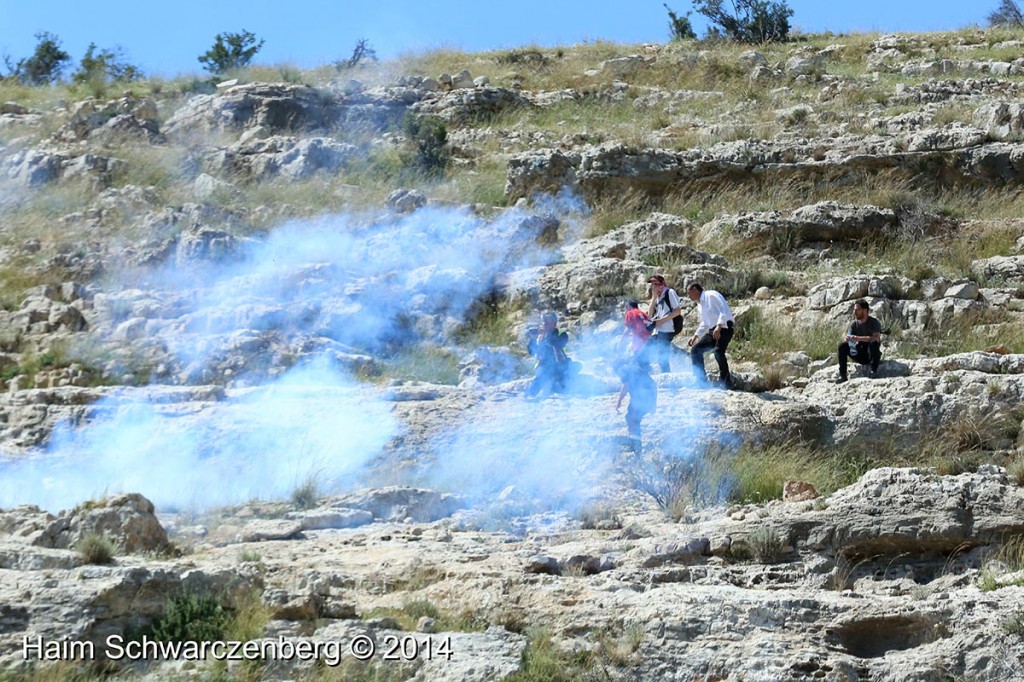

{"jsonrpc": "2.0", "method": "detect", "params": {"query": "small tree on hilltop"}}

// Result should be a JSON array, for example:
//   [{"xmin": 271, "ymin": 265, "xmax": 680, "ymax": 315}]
[
  {"xmin": 335, "ymin": 38, "xmax": 378, "ymax": 70},
  {"xmin": 72, "ymin": 44, "xmax": 142, "ymax": 85},
  {"xmin": 665, "ymin": 4, "xmax": 697, "ymax": 40},
  {"xmin": 989, "ymin": 0, "xmax": 1024, "ymax": 27},
  {"xmin": 198, "ymin": 30, "xmax": 265, "ymax": 74},
  {"xmin": 694, "ymin": 0, "xmax": 794, "ymax": 43},
  {"xmin": 4, "ymin": 31, "xmax": 71, "ymax": 85}
]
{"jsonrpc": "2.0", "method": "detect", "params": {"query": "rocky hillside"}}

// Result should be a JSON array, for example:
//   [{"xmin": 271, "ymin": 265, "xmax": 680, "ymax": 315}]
[{"xmin": 2, "ymin": 28, "xmax": 1024, "ymax": 681}]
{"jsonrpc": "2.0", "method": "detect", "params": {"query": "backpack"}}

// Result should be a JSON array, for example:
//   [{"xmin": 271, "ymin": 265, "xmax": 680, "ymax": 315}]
[{"xmin": 659, "ymin": 290, "xmax": 684, "ymax": 335}]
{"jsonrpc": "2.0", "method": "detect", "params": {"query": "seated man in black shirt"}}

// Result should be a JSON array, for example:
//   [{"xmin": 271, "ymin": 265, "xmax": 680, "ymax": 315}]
[{"xmin": 836, "ymin": 298, "xmax": 883, "ymax": 384}]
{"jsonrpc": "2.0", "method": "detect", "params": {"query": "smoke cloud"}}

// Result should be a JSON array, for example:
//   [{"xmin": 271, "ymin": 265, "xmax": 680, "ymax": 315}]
[
  {"xmin": 0, "ymin": 359, "xmax": 395, "ymax": 512},
  {"xmin": 0, "ymin": 195, "xmax": 589, "ymax": 514}
]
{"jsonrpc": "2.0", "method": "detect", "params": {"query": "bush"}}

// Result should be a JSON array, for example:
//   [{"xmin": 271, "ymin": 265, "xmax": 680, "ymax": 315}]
[
  {"xmin": 4, "ymin": 31, "xmax": 71, "ymax": 85},
  {"xmin": 989, "ymin": 0, "xmax": 1024, "ymax": 27},
  {"xmin": 402, "ymin": 114, "xmax": 451, "ymax": 178},
  {"xmin": 151, "ymin": 590, "xmax": 231, "ymax": 643},
  {"xmin": 665, "ymin": 4, "xmax": 697, "ymax": 40},
  {"xmin": 72, "ymin": 44, "xmax": 142, "ymax": 85},
  {"xmin": 746, "ymin": 526, "xmax": 785, "ymax": 563},
  {"xmin": 694, "ymin": 0, "xmax": 794, "ymax": 43},
  {"xmin": 198, "ymin": 30, "xmax": 264, "ymax": 74},
  {"xmin": 291, "ymin": 473, "xmax": 320, "ymax": 509},
  {"xmin": 77, "ymin": 533, "xmax": 116, "ymax": 565}
]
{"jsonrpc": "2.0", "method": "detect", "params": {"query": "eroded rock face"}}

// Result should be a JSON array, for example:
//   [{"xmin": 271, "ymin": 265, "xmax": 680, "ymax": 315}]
[
  {"xmin": 410, "ymin": 87, "xmax": 533, "ymax": 126},
  {"xmin": 700, "ymin": 202, "xmax": 899, "ymax": 251},
  {"xmin": 205, "ymin": 136, "xmax": 357, "ymax": 180},
  {"xmin": 164, "ymin": 83, "xmax": 345, "ymax": 136},
  {"xmin": 505, "ymin": 138, "xmax": 1024, "ymax": 203}
]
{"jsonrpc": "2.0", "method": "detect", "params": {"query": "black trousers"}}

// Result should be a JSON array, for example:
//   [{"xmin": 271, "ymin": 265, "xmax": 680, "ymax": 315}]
[
  {"xmin": 838, "ymin": 341, "xmax": 881, "ymax": 378},
  {"xmin": 690, "ymin": 323, "xmax": 734, "ymax": 385}
]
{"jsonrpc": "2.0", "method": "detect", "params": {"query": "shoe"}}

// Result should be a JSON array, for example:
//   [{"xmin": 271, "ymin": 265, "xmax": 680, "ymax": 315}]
[
  {"xmin": 835, "ymin": 376, "xmax": 847, "ymax": 384},
  {"xmin": 869, "ymin": 367, "xmax": 878, "ymax": 378}
]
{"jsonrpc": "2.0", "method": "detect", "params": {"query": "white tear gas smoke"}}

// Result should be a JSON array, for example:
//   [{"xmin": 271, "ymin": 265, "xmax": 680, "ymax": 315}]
[
  {"xmin": 137, "ymin": 194, "xmax": 585, "ymax": 373},
  {"xmin": 0, "ymin": 194, "xmax": 588, "ymax": 513},
  {"xmin": 0, "ymin": 358, "xmax": 394, "ymax": 512},
  {"xmin": 421, "ymin": 396, "xmax": 619, "ymax": 513},
  {"xmin": 418, "ymin": 332, "xmax": 716, "ymax": 518}
]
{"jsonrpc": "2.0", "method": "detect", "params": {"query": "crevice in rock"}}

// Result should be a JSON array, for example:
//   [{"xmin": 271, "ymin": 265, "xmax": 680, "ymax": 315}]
[{"xmin": 829, "ymin": 615, "xmax": 947, "ymax": 658}]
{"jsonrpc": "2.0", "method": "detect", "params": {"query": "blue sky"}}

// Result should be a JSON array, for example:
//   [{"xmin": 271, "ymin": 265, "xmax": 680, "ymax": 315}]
[{"xmin": 0, "ymin": 1, "xmax": 994, "ymax": 78}]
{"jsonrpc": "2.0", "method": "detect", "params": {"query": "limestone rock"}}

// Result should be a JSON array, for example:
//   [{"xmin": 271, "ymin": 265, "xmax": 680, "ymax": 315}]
[
  {"xmin": 329, "ymin": 487, "xmax": 467, "ymax": 523},
  {"xmin": 236, "ymin": 519, "xmax": 304, "ymax": 543},
  {"xmin": 387, "ymin": 188, "xmax": 427, "ymax": 213}
]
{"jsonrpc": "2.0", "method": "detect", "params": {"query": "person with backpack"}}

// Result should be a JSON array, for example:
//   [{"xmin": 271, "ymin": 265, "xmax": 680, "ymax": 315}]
[
  {"xmin": 685, "ymin": 281, "xmax": 735, "ymax": 389},
  {"xmin": 525, "ymin": 311, "xmax": 572, "ymax": 398},
  {"xmin": 646, "ymin": 275, "xmax": 682, "ymax": 373}
]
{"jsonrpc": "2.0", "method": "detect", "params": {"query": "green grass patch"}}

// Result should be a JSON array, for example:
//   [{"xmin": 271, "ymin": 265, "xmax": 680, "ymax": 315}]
[
  {"xmin": 732, "ymin": 306, "xmax": 838, "ymax": 364},
  {"xmin": 980, "ymin": 535, "xmax": 1024, "ymax": 592},
  {"xmin": 376, "ymin": 346, "xmax": 461, "ymax": 385},
  {"xmin": 727, "ymin": 441, "xmax": 868, "ymax": 504},
  {"xmin": 363, "ymin": 599, "xmax": 487, "ymax": 633}
]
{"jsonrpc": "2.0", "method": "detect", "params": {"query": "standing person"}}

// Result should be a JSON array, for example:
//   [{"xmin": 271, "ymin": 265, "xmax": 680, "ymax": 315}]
[
  {"xmin": 685, "ymin": 282, "xmax": 735, "ymax": 389},
  {"xmin": 646, "ymin": 275, "xmax": 682, "ymax": 373},
  {"xmin": 836, "ymin": 298, "xmax": 883, "ymax": 384},
  {"xmin": 525, "ymin": 311, "xmax": 571, "ymax": 398},
  {"xmin": 614, "ymin": 356, "xmax": 657, "ymax": 454},
  {"xmin": 619, "ymin": 299, "xmax": 653, "ymax": 364}
]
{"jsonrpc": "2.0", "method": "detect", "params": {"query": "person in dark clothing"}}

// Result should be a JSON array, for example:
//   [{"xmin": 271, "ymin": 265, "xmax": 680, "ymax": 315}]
[
  {"xmin": 525, "ymin": 311, "xmax": 571, "ymax": 398},
  {"xmin": 615, "ymin": 356, "xmax": 657, "ymax": 454},
  {"xmin": 836, "ymin": 298, "xmax": 883, "ymax": 384}
]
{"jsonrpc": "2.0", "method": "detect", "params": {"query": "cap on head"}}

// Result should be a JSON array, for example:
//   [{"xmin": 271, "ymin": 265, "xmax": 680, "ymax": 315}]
[{"xmin": 541, "ymin": 311, "xmax": 558, "ymax": 323}]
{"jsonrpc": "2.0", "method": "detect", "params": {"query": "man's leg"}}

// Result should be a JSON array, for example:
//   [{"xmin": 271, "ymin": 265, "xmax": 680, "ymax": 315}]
[
  {"xmin": 713, "ymin": 325, "xmax": 734, "ymax": 387},
  {"xmin": 625, "ymin": 404, "xmax": 642, "ymax": 453},
  {"xmin": 651, "ymin": 333, "xmax": 672, "ymax": 373},
  {"xmin": 690, "ymin": 334, "xmax": 715, "ymax": 384},
  {"xmin": 867, "ymin": 342, "xmax": 882, "ymax": 373},
  {"xmin": 529, "ymin": 366, "xmax": 554, "ymax": 397},
  {"xmin": 837, "ymin": 342, "xmax": 851, "ymax": 381}
]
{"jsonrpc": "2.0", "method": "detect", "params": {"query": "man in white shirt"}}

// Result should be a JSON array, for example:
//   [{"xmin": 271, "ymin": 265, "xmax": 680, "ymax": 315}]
[{"xmin": 685, "ymin": 282, "xmax": 735, "ymax": 388}]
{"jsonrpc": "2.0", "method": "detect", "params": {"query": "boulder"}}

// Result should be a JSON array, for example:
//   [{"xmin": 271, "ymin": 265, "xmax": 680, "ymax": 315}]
[
  {"xmin": 60, "ymin": 493, "xmax": 169, "ymax": 553},
  {"xmin": 386, "ymin": 188, "xmax": 427, "ymax": 213}
]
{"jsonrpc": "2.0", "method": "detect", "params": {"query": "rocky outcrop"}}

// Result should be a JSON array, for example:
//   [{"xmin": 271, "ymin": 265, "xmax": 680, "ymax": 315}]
[
  {"xmin": 505, "ymin": 137, "xmax": 1024, "ymax": 202},
  {"xmin": 164, "ymin": 83, "xmax": 345, "ymax": 136},
  {"xmin": 410, "ymin": 87, "xmax": 533, "ymax": 126},
  {"xmin": 2, "ymin": 147, "xmax": 125, "ymax": 188},
  {"xmin": 700, "ymin": 202, "xmax": 899, "ymax": 251},
  {"xmin": 205, "ymin": 136, "xmax": 357, "ymax": 180}
]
